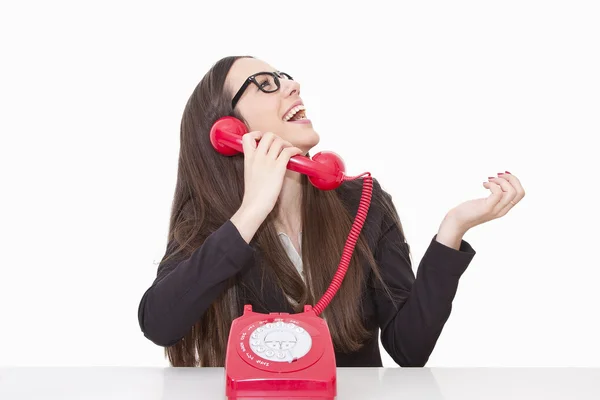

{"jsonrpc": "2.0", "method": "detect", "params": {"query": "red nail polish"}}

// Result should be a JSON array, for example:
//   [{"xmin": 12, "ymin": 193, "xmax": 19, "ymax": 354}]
[
  {"xmin": 498, "ymin": 172, "xmax": 504, "ymax": 175},
  {"xmin": 488, "ymin": 176, "xmax": 495, "ymax": 180},
  {"xmin": 505, "ymin": 171, "xmax": 511, "ymax": 174}
]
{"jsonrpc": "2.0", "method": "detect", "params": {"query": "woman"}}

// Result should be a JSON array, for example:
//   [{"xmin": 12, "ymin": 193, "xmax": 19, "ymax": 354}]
[{"xmin": 137, "ymin": 56, "xmax": 525, "ymax": 368}]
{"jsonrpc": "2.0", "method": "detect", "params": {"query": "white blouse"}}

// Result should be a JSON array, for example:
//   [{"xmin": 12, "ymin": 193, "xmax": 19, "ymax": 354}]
[{"xmin": 277, "ymin": 231, "xmax": 304, "ymax": 281}]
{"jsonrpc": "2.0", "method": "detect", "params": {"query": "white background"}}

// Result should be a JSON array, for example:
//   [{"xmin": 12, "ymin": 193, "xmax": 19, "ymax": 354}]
[{"xmin": 1, "ymin": 0, "xmax": 599, "ymax": 368}]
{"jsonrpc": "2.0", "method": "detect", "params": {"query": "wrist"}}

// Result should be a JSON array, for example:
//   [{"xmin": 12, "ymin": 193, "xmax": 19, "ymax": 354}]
[
  {"xmin": 442, "ymin": 211, "xmax": 470, "ymax": 234},
  {"xmin": 231, "ymin": 204, "xmax": 267, "ymax": 244},
  {"xmin": 436, "ymin": 214, "xmax": 468, "ymax": 250},
  {"xmin": 238, "ymin": 201, "xmax": 269, "ymax": 222}
]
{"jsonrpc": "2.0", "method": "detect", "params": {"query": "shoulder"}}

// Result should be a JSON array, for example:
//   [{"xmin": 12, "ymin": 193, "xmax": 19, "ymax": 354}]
[
  {"xmin": 335, "ymin": 176, "xmax": 392, "ymax": 214},
  {"xmin": 334, "ymin": 177, "xmax": 398, "ymax": 246}
]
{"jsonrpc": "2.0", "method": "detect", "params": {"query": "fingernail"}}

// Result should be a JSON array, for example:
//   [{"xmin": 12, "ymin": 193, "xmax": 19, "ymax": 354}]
[
  {"xmin": 505, "ymin": 171, "xmax": 511, "ymax": 174},
  {"xmin": 488, "ymin": 176, "xmax": 495, "ymax": 180},
  {"xmin": 498, "ymin": 172, "xmax": 504, "ymax": 175}
]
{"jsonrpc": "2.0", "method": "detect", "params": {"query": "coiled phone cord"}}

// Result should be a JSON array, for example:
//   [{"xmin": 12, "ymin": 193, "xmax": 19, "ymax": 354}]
[{"xmin": 312, "ymin": 172, "xmax": 373, "ymax": 316}]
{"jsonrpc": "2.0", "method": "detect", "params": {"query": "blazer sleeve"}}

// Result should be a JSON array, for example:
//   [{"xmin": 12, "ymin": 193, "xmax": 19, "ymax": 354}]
[
  {"xmin": 373, "ymin": 197, "xmax": 476, "ymax": 367},
  {"xmin": 137, "ymin": 219, "xmax": 256, "ymax": 346}
]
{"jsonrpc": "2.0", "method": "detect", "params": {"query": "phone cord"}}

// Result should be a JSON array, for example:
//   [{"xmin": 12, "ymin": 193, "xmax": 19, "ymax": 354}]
[{"xmin": 312, "ymin": 172, "xmax": 373, "ymax": 316}]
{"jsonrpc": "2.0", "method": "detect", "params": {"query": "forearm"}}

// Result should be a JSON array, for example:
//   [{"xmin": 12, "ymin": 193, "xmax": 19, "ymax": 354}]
[
  {"xmin": 138, "ymin": 219, "xmax": 255, "ymax": 346},
  {"xmin": 380, "ymin": 263, "xmax": 462, "ymax": 366},
  {"xmin": 379, "ymin": 233, "xmax": 475, "ymax": 367}
]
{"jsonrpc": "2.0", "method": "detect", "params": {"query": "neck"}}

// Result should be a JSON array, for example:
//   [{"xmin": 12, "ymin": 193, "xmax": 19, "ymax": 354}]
[{"xmin": 274, "ymin": 170, "xmax": 303, "ymax": 234}]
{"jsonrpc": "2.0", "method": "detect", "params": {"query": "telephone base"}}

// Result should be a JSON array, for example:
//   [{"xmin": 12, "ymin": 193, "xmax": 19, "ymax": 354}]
[
  {"xmin": 226, "ymin": 377, "xmax": 335, "ymax": 399},
  {"xmin": 230, "ymin": 397, "xmax": 333, "ymax": 400},
  {"xmin": 225, "ymin": 305, "xmax": 336, "ymax": 399}
]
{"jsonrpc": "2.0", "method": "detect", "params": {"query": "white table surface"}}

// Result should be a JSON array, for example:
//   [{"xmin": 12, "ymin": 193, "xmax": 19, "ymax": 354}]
[{"xmin": 1, "ymin": 367, "xmax": 599, "ymax": 399}]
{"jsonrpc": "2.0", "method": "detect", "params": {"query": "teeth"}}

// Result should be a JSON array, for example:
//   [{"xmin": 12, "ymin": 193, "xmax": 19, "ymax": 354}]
[{"xmin": 283, "ymin": 105, "xmax": 306, "ymax": 121}]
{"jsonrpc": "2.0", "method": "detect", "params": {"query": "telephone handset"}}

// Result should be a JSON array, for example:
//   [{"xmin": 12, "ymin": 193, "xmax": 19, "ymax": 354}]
[
  {"xmin": 210, "ymin": 116, "xmax": 348, "ymax": 191},
  {"xmin": 210, "ymin": 116, "xmax": 373, "ymax": 399}
]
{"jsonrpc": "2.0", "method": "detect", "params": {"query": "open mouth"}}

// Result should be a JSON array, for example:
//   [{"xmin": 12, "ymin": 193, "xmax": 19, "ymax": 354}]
[{"xmin": 283, "ymin": 105, "xmax": 308, "ymax": 122}]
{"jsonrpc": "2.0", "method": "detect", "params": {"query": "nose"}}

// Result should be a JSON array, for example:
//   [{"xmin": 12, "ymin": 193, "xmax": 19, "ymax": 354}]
[{"xmin": 281, "ymin": 79, "xmax": 301, "ymax": 98}]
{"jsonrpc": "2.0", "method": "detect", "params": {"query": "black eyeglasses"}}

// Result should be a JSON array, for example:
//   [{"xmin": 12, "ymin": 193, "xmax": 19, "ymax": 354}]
[{"xmin": 231, "ymin": 71, "xmax": 293, "ymax": 109}]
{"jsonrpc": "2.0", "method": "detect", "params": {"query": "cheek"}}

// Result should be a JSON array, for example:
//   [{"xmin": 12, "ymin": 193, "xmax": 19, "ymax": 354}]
[{"xmin": 245, "ymin": 106, "xmax": 284, "ymax": 133}]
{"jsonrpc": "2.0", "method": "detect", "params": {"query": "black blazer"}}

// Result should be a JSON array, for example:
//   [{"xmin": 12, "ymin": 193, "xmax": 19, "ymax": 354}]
[{"xmin": 138, "ymin": 179, "xmax": 476, "ymax": 367}]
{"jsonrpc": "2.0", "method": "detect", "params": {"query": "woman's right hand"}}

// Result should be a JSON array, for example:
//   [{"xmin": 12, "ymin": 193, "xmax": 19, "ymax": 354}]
[{"xmin": 238, "ymin": 131, "xmax": 304, "ymax": 221}]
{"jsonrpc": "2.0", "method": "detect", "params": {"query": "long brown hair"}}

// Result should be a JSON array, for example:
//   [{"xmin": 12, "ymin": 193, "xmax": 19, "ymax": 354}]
[{"xmin": 160, "ymin": 56, "xmax": 409, "ymax": 367}]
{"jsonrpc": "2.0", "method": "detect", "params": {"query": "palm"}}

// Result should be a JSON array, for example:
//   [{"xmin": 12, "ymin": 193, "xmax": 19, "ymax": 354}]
[{"xmin": 448, "ymin": 173, "xmax": 526, "ymax": 231}]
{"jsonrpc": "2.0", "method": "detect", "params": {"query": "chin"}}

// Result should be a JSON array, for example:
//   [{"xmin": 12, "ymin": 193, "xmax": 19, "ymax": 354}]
[{"xmin": 297, "ymin": 129, "xmax": 320, "ymax": 155}]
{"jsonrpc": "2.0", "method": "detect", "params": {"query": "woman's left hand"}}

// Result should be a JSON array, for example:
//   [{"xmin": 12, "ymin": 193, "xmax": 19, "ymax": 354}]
[{"xmin": 445, "ymin": 171, "xmax": 526, "ymax": 234}]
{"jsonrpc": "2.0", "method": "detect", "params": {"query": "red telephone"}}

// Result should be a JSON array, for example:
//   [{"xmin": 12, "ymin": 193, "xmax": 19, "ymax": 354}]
[{"xmin": 210, "ymin": 116, "xmax": 373, "ymax": 399}]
